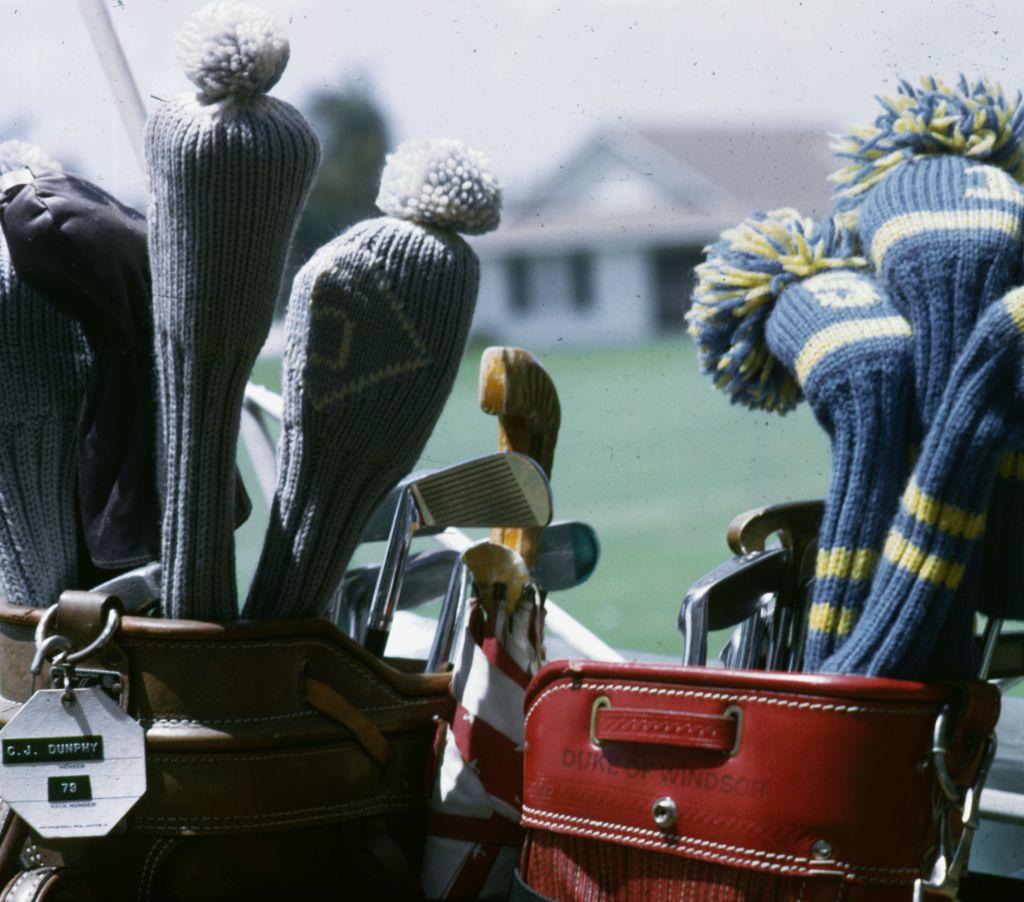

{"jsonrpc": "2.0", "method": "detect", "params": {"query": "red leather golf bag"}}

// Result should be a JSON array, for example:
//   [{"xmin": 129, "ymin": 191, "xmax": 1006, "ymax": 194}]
[{"xmin": 515, "ymin": 661, "xmax": 999, "ymax": 902}]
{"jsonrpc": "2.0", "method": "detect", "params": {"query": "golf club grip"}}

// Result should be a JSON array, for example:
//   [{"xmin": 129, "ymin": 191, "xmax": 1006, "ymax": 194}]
[{"xmin": 364, "ymin": 626, "xmax": 389, "ymax": 657}]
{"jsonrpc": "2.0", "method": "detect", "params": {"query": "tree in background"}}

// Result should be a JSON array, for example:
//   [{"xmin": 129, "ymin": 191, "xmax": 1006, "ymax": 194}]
[{"xmin": 292, "ymin": 78, "xmax": 391, "ymax": 271}]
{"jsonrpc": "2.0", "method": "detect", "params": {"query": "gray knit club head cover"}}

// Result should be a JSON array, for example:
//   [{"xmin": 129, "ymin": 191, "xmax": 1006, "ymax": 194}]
[
  {"xmin": 0, "ymin": 143, "xmax": 90, "ymax": 605},
  {"xmin": 244, "ymin": 138, "xmax": 502, "ymax": 619},
  {"xmin": 145, "ymin": 1, "xmax": 320, "ymax": 620}
]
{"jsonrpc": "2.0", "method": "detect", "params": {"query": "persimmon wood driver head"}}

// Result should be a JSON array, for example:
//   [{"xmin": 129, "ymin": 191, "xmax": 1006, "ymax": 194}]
[{"xmin": 479, "ymin": 347, "xmax": 561, "ymax": 568}]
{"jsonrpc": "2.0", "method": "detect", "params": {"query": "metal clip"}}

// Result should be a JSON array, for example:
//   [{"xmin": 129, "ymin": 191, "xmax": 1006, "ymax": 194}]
[
  {"xmin": 27, "ymin": 634, "xmax": 72, "ymax": 696},
  {"xmin": 31, "ymin": 603, "xmax": 122, "ymax": 705},
  {"xmin": 913, "ymin": 704, "xmax": 998, "ymax": 901}
]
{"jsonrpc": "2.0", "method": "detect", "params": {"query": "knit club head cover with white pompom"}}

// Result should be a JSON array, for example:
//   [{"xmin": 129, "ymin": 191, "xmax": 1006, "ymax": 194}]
[
  {"xmin": 689, "ymin": 210, "xmax": 914, "ymax": 669},
  {"xmin": 145, "ymin": 1, "xmax": 320, "ymax": 620},
  {"xmin": 0, "ymin": 143, "xmax": 90, "ymax": 605},
  {"xmin": 243, "ymin": 139, "xmax": 501, "ymax": 620}
]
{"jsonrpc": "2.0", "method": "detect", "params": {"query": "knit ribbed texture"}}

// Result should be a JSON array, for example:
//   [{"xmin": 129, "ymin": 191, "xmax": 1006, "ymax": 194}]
[
  {"xmin": 243, "ymin": 138, "xmax": 500, "ymax": 619},
  {"xmin": 244, "ymin": 219, "xmax": 481, "ymax": 619},
  {"xmin": 763, "ymin": 272, "xmax": 914, "ymax": 668},
  {"xmin": 0, "ymin": 235, "xmax": 90, "ymax": 605},
  {"xmin": 855, "ymin": 154, "xmax": 1024, "ymax": 626},
  {"xmin": 825, "ymin": 286, "xmax": 1024, "ymax": 677},
  {"xmin": 144, "ymin": 2, "xmax": 320, "ymax": 620},
  {"xmin": 856, "ymin": 155, "xmax": 1024, "ymax": 426},
  {"xmin": 689, "ymin": 213, "xmax": 914, "ymax": 669}
]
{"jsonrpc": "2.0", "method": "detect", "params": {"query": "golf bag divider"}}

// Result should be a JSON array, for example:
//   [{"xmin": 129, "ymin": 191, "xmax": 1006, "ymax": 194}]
[
  {"xmin": 0, "ymin": 598, "xmax": 452, "ymax": 900},
  {"xmin": 519, "ymin": 660, "xmax": 999, "ymax": 902}
]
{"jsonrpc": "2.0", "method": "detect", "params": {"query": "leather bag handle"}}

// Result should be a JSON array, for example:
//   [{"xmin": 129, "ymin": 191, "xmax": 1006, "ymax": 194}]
[{"xmin": 591, "ymin": 697, "xmax": 742, "ymax": 755}]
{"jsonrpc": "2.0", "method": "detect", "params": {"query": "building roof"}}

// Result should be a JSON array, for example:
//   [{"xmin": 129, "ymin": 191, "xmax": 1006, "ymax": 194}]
[{"xmin": 478, "ymin": 122, "xmax": 837, "ymax": 254}]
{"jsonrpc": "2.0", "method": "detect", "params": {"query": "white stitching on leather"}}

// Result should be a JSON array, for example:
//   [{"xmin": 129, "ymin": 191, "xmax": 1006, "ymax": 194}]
[
  {"xmin": 130, "ymin": 797, "xmax": 416, "ymax": 832},
  {"xmin": 138, "ymin": 712, "xmax": 317, "ymax": 724},
  {"xmin": 138, "ymin": 837, "xmax": 176, "ymax": 902},
  {"xmin": 124, "ymin": 638, "xmax": 404, "ymax": 702},
  {"xmin": 133, "ymin": 795, "xmax": 419, "ymax": 823},
  {"xmin": 522, "ymin": 812, "xmax": 911, "ymax": 887},
  {"xmin": 524, "ymin": 681, "xmax": 933, "ymax": 730},
  {"xmin": 521, "ymin": 805, "xmax": 921, "ymax": 876},
  {"xmin": 146, "ymin": 737, "xmax": 421, "ymax": 764},
  {"xmin": 524, "ymin": 804, "xmax": 813, "ymax": 866}
]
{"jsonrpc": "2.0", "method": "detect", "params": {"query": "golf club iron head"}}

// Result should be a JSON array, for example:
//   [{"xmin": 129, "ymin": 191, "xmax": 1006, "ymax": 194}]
[
  {"xmin": 983, "ymin": 628, "xmax": 1024, "ymax": 692},
  {"xmin": 363, "ymin": 452, "xmax": 553, "ymax": 655},
  {"xmin": 337, "ymin": 519, "xmax": 599, "ymax": 639},
  {"xmin": 358, "ymin": 471, "xmax": 434, "ymax": 543},
  {"xmin": 784, "ymin": 540, "xmax": 818, "ymax": 672},
  {"xmin": 727, "ymin": 500, "xmax": 823, "ymax": 670},
  {"xmin": 678, "ymin": 547, "xmax": 789, "ymax": 666},
  {"xmin": 336, "ymin": 550, "xmax": 458, "ymax": 640},
  {"xmin": 90, "ymin": 562, "xmax": 162, "ymax": 614},
  {"xmin": 721, "ymin": 594, "xmax": 774, "ymax": 670}
]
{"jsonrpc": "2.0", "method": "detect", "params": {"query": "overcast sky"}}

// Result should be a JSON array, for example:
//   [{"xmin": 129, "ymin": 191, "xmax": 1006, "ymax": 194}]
[{"xmin": 3, "ymin": 0, "xmax": 1024, "ymax": 206}]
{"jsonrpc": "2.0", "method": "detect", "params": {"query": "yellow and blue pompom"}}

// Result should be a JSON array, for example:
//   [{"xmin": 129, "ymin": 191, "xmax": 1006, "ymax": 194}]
[
  {"xmin": 686, "ymin": 210, "xmax": 865, "ymax": 414},
  {"xmin": 832, "ymin": 76, "xmax": 1024, "ymax": 214}
]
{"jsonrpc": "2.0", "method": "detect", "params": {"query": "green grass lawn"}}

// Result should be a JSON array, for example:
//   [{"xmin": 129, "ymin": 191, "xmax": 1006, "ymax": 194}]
[
  {"xmin": 238, "ymin": 337, "xmax": 1024, "ymax": 695},
  {"xmin": 238, "ymin": 336, "xmax": 833, "ymax": 659}
]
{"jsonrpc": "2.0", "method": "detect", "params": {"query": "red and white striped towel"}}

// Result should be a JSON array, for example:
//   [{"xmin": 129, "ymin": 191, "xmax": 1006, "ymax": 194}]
[{"xmin": 420, "ymin": 594, "xmax": 544, "ymax": 899}]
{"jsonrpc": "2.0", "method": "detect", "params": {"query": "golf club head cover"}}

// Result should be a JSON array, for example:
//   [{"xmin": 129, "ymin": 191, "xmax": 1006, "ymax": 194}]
[
  {"xmin": 689, "ymin": 210, "xmax": 914, "ymax": 668},
  {"xmin": 244, "ymin": 138, "xmax": 501, "ymax": 619},
  {"xmin": 832, "ymin": 76, "xmax": 1024, "ymax": 621},
  {"xmin": 0, "ymin": 166, "xmax": 252, "ymax": 578},
  {"xmin": 825, "ymin": 285, "xmax": 1024, "ymax": 678},
  {"xmin": 0, "ymin": 145, "xmax": 91, "ymax": 605},
  {"xmin": 145, "ymin": 1, "xmax": 320, "ymax": 620}
]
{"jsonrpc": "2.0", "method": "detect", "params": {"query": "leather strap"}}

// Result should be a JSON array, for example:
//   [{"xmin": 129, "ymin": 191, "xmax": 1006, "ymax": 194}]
[
  {"xmin": 0, "ymin": 868, "xmax": 95, "ymax": 902},
  {"xmin": 304, "ymin": 677, "xmax": 390, "ymax": 767},
  {"xmin": 595, "ymin": 705, "xmax": 737, "ymax": 751}
]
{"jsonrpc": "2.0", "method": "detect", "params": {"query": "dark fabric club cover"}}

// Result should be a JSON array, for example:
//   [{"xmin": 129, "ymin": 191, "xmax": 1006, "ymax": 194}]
[{"xmin": 0, "ymin": 169, "xmax": 250, "ymax": 573}]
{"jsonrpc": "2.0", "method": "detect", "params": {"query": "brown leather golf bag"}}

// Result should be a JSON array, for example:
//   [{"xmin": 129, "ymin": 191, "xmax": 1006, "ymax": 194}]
[{"xmin": 0, "ymin": 592, "xmax": 451, "ymax": 900}]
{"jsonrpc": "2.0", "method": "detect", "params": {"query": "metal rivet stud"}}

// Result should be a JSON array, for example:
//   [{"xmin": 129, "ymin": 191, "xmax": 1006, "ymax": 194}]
[
  {"xmin": 811, "ymin": 839, "xmax": 833, "ymax": 860},
  {"xmin": 651, "ymin": 797, "xmax": 677, "ymax": 830}
]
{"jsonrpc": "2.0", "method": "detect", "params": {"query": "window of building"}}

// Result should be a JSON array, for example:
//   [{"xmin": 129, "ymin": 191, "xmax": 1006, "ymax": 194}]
[
  {"xmin": 568, "ymin": 251, "xmax": 594, "ymax": 311},
  {"xmin": 650, "ymin": 246, "xmax": 702, "ymax": 331},
  {"xmin": 506, "ymin": 256, "xmax": 531, "ymax": 312}
]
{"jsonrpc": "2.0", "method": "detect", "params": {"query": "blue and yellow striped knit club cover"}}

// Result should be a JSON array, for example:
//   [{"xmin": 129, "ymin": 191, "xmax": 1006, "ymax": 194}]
[
  {"xmin": 688, "ymin": 211, "xmax": 914, "ymax": 667},
  {"xmin": 825, "ymin": 286, "xmax": 1024, "ymax": 678},
  {"xmin": 833, "ymin": 76, "xmax": 1024, "ymax": 626}
]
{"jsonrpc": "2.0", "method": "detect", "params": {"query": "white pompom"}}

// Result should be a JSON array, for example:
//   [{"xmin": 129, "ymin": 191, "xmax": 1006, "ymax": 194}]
[
  {"xmin": 376, "ymin": 138, "xmax": 502, "ymax": 235},
  {"xmin": 0, "ymin": 140, "xmax": 59, "ymax": 175},
  {"xmin": 176, "ymin": 1, "xmax": 289, "ymax": 102}
]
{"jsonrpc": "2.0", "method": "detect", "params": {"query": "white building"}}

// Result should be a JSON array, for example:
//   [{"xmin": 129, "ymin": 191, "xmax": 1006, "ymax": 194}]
[{"xmin": 471, "ymin": 124, "xmax": 836, "ymax": 347}]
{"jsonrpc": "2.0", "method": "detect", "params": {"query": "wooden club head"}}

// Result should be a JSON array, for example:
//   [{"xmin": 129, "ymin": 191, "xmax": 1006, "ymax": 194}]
[
  {"xmin": 478, "ymin": 347, "xmax": 561, "ymax": 567},
  {"xmin": 463, "ymin": 540, "xmax": 531, "ymax": 613}
]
